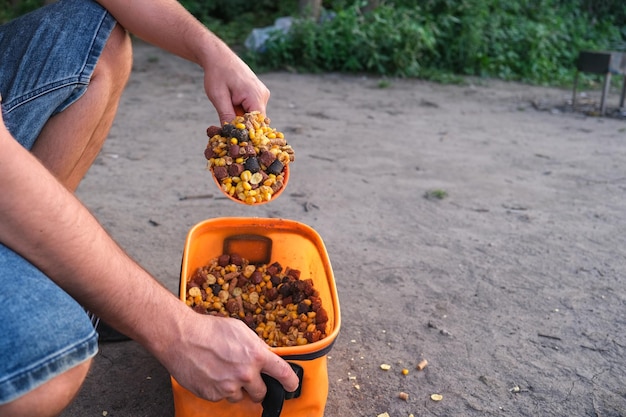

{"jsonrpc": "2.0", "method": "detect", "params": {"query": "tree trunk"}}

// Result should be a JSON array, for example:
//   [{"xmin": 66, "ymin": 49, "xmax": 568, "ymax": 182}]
[
  {"xmin": 298, "ymin": 0, "xmax": 322, "ymax": 20},
  {"xmin": 362, "ymin": 0, "xmax": 380, "ymax": 13}
]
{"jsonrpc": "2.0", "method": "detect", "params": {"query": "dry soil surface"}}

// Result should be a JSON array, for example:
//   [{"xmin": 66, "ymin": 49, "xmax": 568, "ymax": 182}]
[{"xmin": 62, "ymin": 40, "xmax": 626, "ymax": 417}]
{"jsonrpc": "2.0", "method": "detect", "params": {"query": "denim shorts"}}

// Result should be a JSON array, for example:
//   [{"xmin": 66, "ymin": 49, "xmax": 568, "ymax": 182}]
[
  {"xmin": 0, "ymin": 0, "xmax": 116, "ymax": 150},
  {"xmin": 0, "ymin": 0, "xmax": 116, "ymax": 404}
]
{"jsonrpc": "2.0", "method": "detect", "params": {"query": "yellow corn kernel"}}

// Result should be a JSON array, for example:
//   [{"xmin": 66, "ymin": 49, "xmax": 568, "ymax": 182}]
[
  {"xmin": 240, "ymin": 170, "xmax": 252, "ymax": 182},
  {"xmin": 230, "ymin": 137, "xmax": 238, "ymax": 145},
  {"xmin": 276, "ymin": 131, "xmax": 284, "ymax": 139},
  {"xmin": 243, "ymin": 265, "xmax": 255, "ymax": 278},
  {"xmin": 250, "ymin": 172, "xmax": 263, "ymax": 185},
  {"xmin": 296, "ymin": 337, "xmax": 308, "ymax": 346},
  {"xmin": 242, "ymin": 181, "xmax": 252, "ymax": 191},
  {"xmin": 248, "ymin": 292, "xmax": 259, "ymax": 304}
]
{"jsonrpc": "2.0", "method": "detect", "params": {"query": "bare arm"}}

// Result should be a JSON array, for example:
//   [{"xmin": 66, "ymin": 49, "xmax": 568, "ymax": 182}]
[
  {"xmin": 95, "ymin": 0, "xmax": 269, "ymax": 124},
  {"xmin": 0, "ymin": 116, "xmax": 298, "ymax": 401}
]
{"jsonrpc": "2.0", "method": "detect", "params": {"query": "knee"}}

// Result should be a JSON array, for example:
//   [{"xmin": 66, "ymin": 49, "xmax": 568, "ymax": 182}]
[
  {"xmin": 0, "ymin": 358, "xmax": 92, "ymax": 417},
  {"xmin": 95, "ymin": 23, "xmax": 133, "ymax": 93}
]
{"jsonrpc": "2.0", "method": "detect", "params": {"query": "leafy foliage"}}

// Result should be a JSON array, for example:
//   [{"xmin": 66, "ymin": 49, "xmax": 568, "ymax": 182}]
[
  {"xmin": 0, "ymin": 0, "xmax": 44, "ymax": 23},
  {"xmin": 179, "ymin": 0, "xmax": 297, "ymax": 46},
  {"xmin": 414, "ymin": 0, "xmax": 625, "ymax": 84},
  {"xmin": 1, "ymin": 0, "xmax": 624, "ymax": 85},
  {"xmin": 246, "ymin": 3, "xmax": 437, "ymax": 77},
  {"xmin": 245, "ymin": 0, "xmax": 626, "ymax": 85}
]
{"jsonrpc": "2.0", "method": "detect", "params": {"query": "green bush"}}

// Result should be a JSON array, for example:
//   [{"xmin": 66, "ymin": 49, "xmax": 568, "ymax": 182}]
[
  {"xmin": 245, "ymin": 0, "xmax": 625, "ymax": 85},
  {"xmin": 417, "ymin": 0, "xmax": 624, "ymax": 84},
  {"xmin": 246, "ymin": 3, "xmax": 437, "ymax": 77},
  {"xmin": 0, "ymin": 0, "xmax": 44, "ymax": 23},
  {"xmin": 2, "ymin": 0, "xmax": 624, "ymax": 86},
  {"xmin": 180, "ymin": 0, "xmax": 297, "ymax": 46}
]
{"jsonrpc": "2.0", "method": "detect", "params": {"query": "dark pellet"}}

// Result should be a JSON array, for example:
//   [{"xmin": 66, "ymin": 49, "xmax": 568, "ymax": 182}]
[{"xmin": 266, "ymin": 159, "xmax": 284, "ymax": 175}]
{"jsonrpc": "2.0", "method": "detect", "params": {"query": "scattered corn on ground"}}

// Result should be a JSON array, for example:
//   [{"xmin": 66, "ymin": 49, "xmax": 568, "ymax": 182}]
[
  {"xmin": 185, "ymin": 253, "xmax": 328, "ymax": 347},
  {"xmin": 204, "ymin": 111, "xmax": 294, "ymax": 205}
]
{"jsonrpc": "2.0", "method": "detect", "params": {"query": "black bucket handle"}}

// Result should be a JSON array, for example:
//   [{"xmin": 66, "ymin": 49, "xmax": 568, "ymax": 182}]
[{"xmin": 261, "ymin": 363, "xmax": 304, "ymax": 417}]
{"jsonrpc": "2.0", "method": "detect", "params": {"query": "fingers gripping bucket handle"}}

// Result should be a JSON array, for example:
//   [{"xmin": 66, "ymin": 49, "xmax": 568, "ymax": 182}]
[{"xmin": 261, "ymin": 363, "xmax": 304, "ymax": 417}]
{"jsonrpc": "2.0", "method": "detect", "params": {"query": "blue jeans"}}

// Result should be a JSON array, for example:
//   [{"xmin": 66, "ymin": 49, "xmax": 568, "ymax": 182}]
[{"xmin": 0, "ymin": 0, "xmax": 116, "ymax": 404}]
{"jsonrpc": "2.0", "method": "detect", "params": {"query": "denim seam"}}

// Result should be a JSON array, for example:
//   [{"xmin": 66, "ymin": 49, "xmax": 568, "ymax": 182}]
[
  {"xmin": 1, "ymin": 6, "xmax": 109, "ymax": 114},
  {"xmin": 2, "ymin": 77, "xmax": 89, "ymax": 114},
  {"xmin": 0, "ymin": 329, "xmax": 98, "ymax": 403}
]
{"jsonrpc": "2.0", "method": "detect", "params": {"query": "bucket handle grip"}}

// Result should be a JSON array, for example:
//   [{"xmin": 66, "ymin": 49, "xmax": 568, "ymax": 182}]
[{"xmin": 261, "ymin": 362, "xmax": 304, "ymax": 417}]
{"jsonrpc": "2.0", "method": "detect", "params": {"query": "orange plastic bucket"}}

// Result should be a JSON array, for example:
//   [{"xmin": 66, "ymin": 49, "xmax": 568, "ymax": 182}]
[{"xmin": 172, "ymin": 217, "xmax": 341, "ymax": 417}]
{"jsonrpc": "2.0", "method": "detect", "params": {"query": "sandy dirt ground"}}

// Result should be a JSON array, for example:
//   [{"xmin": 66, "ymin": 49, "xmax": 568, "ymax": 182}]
[{"xmin": 61, "ymin": 40, "xmax": 626, "ymax": 417}]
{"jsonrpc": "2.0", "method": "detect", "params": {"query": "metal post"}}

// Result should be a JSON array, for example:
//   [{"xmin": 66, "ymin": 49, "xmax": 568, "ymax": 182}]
[
  {"xmin": 572, "ymin": 71, "xmax": 579, "ymax": 110},
  {"xmin": 619, "ymin": 75, "xmax": 626, "ymax": 109},
  {"xmin": 600, "ymin": 72, "xmax": 612, "ymax": 115}
]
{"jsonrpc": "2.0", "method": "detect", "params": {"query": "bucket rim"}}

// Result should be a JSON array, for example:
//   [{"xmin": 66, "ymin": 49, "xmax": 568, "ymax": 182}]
[{"xmin": 180, "ymin": 217, "xmax": 341, "ymax": 356}]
